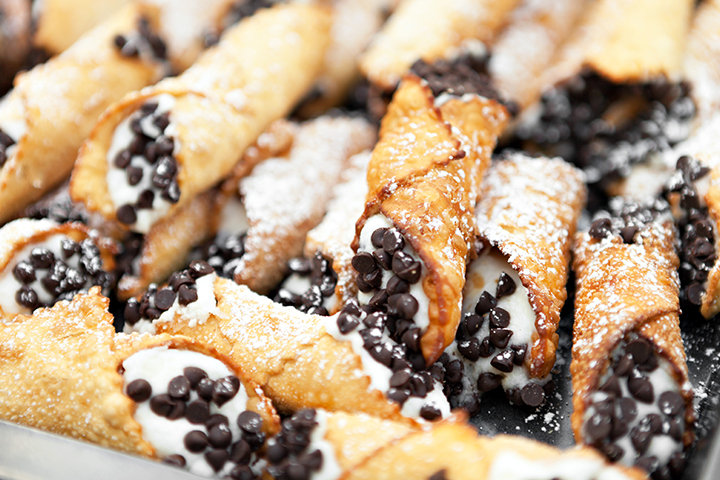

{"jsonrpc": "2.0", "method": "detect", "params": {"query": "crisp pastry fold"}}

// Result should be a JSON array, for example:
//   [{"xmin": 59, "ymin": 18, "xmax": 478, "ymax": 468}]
[
  {"xmin": 0, "ymin": 288, "xmax": 279, "ymax": 477},
  {"xmin": 445, "ymin": 154, "xmax": 585, "ymax": 412},
  {"xmin": 0, "ymin": 2, "xmax": 168, "ymax": 225},
  {"xmin": 572, "ymin": 200, "xmax": 694, "ymax": 478},
  {"xmin": 359, "ymin": 0, "xmax": 521, "ymax": 91},
  {"xmin": 0, "ymin": 218, "xmax": 116, "ymax": 322},
  {"xmin": 352, "ymin": 76, "xmax": 509, "ymax": 365},
  {"xmin": 70, "ymin": 3, "xmax": 331, "ymax": 235}
]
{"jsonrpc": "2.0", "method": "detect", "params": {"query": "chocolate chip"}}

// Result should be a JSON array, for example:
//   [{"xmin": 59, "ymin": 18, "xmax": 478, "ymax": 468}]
[
  {"xmin": 586, "ymin": 411, "xmax": 612, "ymax": 444},
  {"xmin": 16, "ymin": 286, "xmax": 39, "ymax": 310},
  {"xmin": 212, "ymin": 376, "xmax": 240, "ymax": 406},
  {"xmin": 352, "ymin": 252, "xmax": 376, "ymax": 274},
  {"xmin": 186, "ymin": 400, "xmax": 211, "ymax": 424},
  {"xmin": 355, "ymin": 274, "xmax": 372, "ymax": 293},
  {"xmin": 669, "ymin": 452, "xmax": 687, "ymax": 477},
  {"xmin": 114, "ymin": 149, "xmax": 132, "ymax": 169},
  {"xmin": 420, "ymin": 404, "xmax": 442, "ymax": 421},
  {"xmin": 205, "ymin": 448, "xmax": 228, "ymax": 472},
  {"xmin": 30, "ymin": 248, "xmax": 54, "ymax": 269},
  {"xmin": 136, "ymin": 189, "xmax": 155, "ymax": 210},
  {"xmin": 396, "ymin": 261, "xmax": 421, "ymax": 284},
  {"xmin": 162, "ymin": 455, "xmax": 186, "ymax": 467},
  {"xmin": 387, "ymin": 387, "xmax": 409, "ymax": 404},
  {"xmin": 617, "ymin": 397, "xmax": 638, "ymax": 423},
  {"xmin": 237, "ymin": 410, "xmax": 263, "ymax": 434},
  {"xmin": 117, "ymin": 204, "xmax": 137, "ymax": 225},
  {"xmin": 599, "ymin": 375, "xmax": 622, "ymax": 398},
  {"xmin": 489, "ymin": 329, "xmax": 513, "ymax": 349},
  {"xmin": 369, "ymin": 343, "xmax": 393, "ymax": 366},
  {"xmin": 162, "ymin": 179, "xmax": 181, "ymax": 203},
  {"xmin": 464, "ymin": 313, "xmax": 483, "ymax": 336},
  {"xmin": 401, "ymin": 327, "xmax": 421, "ymax": 352},
  {"xmin": 152, "ymin": 287, "xmax": 175, "ymax": 311},
  {"xmin": 511, "ymin": 344, "xmax": 527, "ymax": 365},
  {"xmin": 373, "ymin": 249, "xmax": 392, "ymax": 271},
  {"xmin": 475, "ymin": 291, "xmax": 497, "ymax": 315},
  {"xmin": 230, "ymin": 439, "xmax": 253, "ymax": 464},
  {"xmin": 183, "ymin": 367, "xmax": 207, "ymax": 389},
  {"xmin": 151, "ymin": 394, "xmax": 184, "ymax": 419},
  {"xmin": 168, "ymin": 375, "xmax": 191, "ymax": 400},
  {"xmin": 496, "ymin": 272, "xmax": 516, "ymax": 299},
  {"xmin": 126, "ymin": 165, "xmax": 143, "ymax": 186},
  {"xmin": 152, "ymin": 156, "xmax": 178, "ymax": 189},
  {"xmin": 628, "ymin": 374, "xmax": 654, "ymax": 403},
  {"xmin": 658, "ymin": 391, "xmax": 684, "ymax": 417},
  {"xmin": 477, "ymin": 372, "xmax": 502, "ymax": 392},
  {"xmin": 643, "ymin": 413, "xmax": 663, "ymax": 434},
  {"xmin": 129, "ymin": 135, "xmax": 146, "ymax": 155},
  {"xmin": 197, "ymin": 377, "xmax": 215, "ymax": 401},
  {"xmin": 395, "ymin": 294, "xmax": 419, "ymax": 319},
  {"xmin": 113, "ymin": 34, "xmax": 127, "ymax": 49},
  {"xmin": 12, "ymin": 261, "xmax": 36, "ymax": 284},
  {"xmin": 489, "ymin": 307, "xmax": 510, "ymax": 328},
  {"xmin": 601, "ymin": 443, "xmax": 624, "ymax": 463},
  {"xmin": 337, "ymin": 312, "xmax": 360, "ymax": 334},
  {"xmin": 666, "ymin": 418, "xmax": 684, "ymax": 442},
  {"xmin": 154, "ymin": 112, "xmax": 170, "ymax": 132},
  {"xmin": 520, "ymin": 383, "xmax": 545, "ymax": 407},
  {"xmin": 124, "ymin": 298, "xmax": 141, "ymax": 325},
  {"xmin": 491, "ymin": 350, "xmax": 515, "ymax": 372},
  {"xmin": 390, "ymin": 369, "xmax": 412, "ymax": 388},
  {"xmin": 156, "ymin": 135, "xmax": 174, "ymax": 156},
  {"xmin": 362, "ymin": 269, "xmax": 382, "ymax": 290},
  {"xmin": 229, "ymin": 465, "xmax": 254, "ymax": 480},
  {"xmin": 687, "ymin": 283, "xmax": 704, "ymax": 305},
  {"xmin": 626, "ymin": 338, "xmax": 652, "ymax": 364},
  {"xmin": 178, "ymin": 284, "xmax": 198, "ymax": 306},
  {"xmin": 620, "ymin": 226, "xmax": 638, "ymax": 244},
  {"xmin": 189, "ymin": 260, "xmax": 214, "ymax": 279},
  {"xmin": 589, "ymin": 218, "xmax": 612, "ymax": 239},
  {"xmin": 371, "ymin": 228, "xmax": 387, "ymax": 249},
  {"xmin": 206, "ymin": 413, "xmax": 229, "ymax": 430},
  {"xmin": 478, "ymin": 337, "xmax": 493, "ymax": 358},
  {"xmin": 126, "ymin": 379, "xmax": 152, "ymax": 402},
  {"xmin": 631, "ymin": 427, "xmax": 652, "ymax": 455},
  {"xmin": 382, "ymin": 228, "xmax": 404, "ymax": 254},
  {"xmin": 208, "ymin": 423, "xmax": 233, "ymax": 448},
  {"xmin": 615, "ymin": 354, "xmax": 635, "ymax": 377},
  {"xmin": 303, "ymin": 449, "xmax": 324, "ymax": 471},
  {"xmin": 458, "ymin": 337, "xmax": 481, "ymax": 362}
]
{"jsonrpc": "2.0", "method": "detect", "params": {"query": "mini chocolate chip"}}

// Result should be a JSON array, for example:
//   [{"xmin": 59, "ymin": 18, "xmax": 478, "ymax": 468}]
[
  {"xmin": 373, "ymin": 249, "xmax": 392, "ymax": 271},
  {"xmin": 212, "ymin": 376, "xmax": 240, "ymax": 406},
  {"xmin": 511, "ymin": 344, "xmax": 527, "ymax": 365},
  {"xmin": 356, "ymin": 274, "xmax": 372, "ymax": 293},
  {"xmin": 186, "ymin": 400, "xmax": 211, "ymax": 424},
  {"xmin": 16, "ymin": 286, "xmax": 39, "ymax": 310},
  {"xmin": 163, "ymin": 179, "xmax": 181, "ymax": 203},
  {"xmin": 129, "ymin": 135, "xmax": 146, "ymax": 155},
  {"xmin": 611, "ymin": 413, "xmax": 629, "ymax": 440},
  {"xmin": 363, "ymin": 269, "xmax": 382, "ymax": 290},
  {"xmin": 12, "ymin": 261, "xmax": 36, "ymax": 284},
  {"xmin": 152, "ymin": 156, "xmax": 178, "ymax": 189},
  {"xmin": 599, "ymin": 375, "xmax": 622, "ymax": 398},
  {"xmin": 620, "ymin": 225, "xmax": 638, "ymax": 244},
  {"xmin": 495, "ymin": 272, "xmax": 516, "ymax": 299},
  {"xmin": 396, "ymin": 294, "xmax": 419, "ymax": 319},
  {"xmin": 687, "ymin": 283, "xmax": 704, "ymax": 305},
  {"xmin": 130, "ymin": 117, "xmax": 144, "ymax": 135},
  {"xmin": 666, "ymin": 418, "xmax": 683, "ymax": 442},
  {"xmin": 162, "ymin": 455, "xmax": 186, "ymax": 467},
  {"xmin": 586, "ymin": 411, "xmax": 612, "ymax": 444},
  {"xmin": 371, "ymin": 228, "xmax": 387, "ymax": 248},
  {"xmin": 352, "ymin": 252, "xmax": 377, "ymax": 274},
  {"xmin": 615, "ymin": 354, "xmax": 635, "ymax": 377},
  {"xmin": 360, "ymin": 328, "xmax": 382, "ymax": 348},
  {"xmin": 206, "ymin": 413, "xmax": 229, "ymax": 430},
  {"xmin": 387, "ymin": 387, "xmax": 409, "ymax": 404},
  {"xmin": 363, "ymin": 311, "xmax": 386, "ymax": 330},
  {"xmin": 154, "ymin": 112, "xmax": 170, "ymax": 131},
  {"xmin": 475, "ymin": 291, "xmax": 497, "ymax": 315},
  {"xmin": 445, "ymin": 359, "xmax": 463, "ymax": 384},
  {"xmin": 337, "ymin": 312, "xmax": 360, "ymax": 334},
  {"xmin": 491, "ymin": 350, "xmax": 515, "ymax": 373},
  {"xmin": 151, "ymin": 394, "xmax": 180, "ymax": 418},
  {"xmin": 229, "ymin": 465, "xmax": 254, "ymax": 480},
  {"xmin": 304, "ymin": 449, "xmax": 324, "ymax": 471},
  {"xmin": 369, "ymin": 343, "xmax": 393, "ymax": 367},
  {"xmin": 183, "ymin": 367, "xmax": 207, "ymax": 389},
  {"xmin": 136, "ymin": 189, "xmax": 155, "ymax": 210},
  {"xmin": 208, "ymin": 423, "xmax": 233, "ymax": 448},
  {"xmin": 420, "ymin": 404, "xmax": 442, "ymax": 421},
  {"xmin": 409, "ymin": 374, "xmax": 428, "ymax": 397},
  {"xmin": 617, "ymin": 397, "xmax": 638, "ymax": 423},
  {"xmin": 429, "ymin": 362, "xmax": 445, "ymax": 383},
  {"xmin": 637, "ymin": 352, "xmax": 658, "ymax": 372},
  {"xmin": 520, "ymin": 383, "xmax": 545, "ymax": 407},
  {"xmin": 458, "ymin": 337, "xmax": 481, "ymax": 362},
  {"xmin": 478, "ymin": 337, "xmax": 493, "ymax": 358},
  {"xmin": 477, "ymin": 372, "xmax": 502, "ymax": 392},
  {"xmin": 230, "ymin": 439, "xmax": 253, "ymax": 464},
  {"xmin": 168, "ymin": 375, "xmax": 191, "ymax": 400},
  {"xmin": 382, "ymin": 228, "xmax": 404, "ymax": 254},
  {"xmin": 178, "ymin": 284, "xmax": 198, "ymax": 306},
  {"xmin": 390, "ymin": 369, "xmax": 412, "ymax": 388},
  {"xmin": 155, "ymin": 135, "xmax": 174, "ymax": 156},
  {"xmin": 589, "ymin": 218, "xmax": 612, "ymax": 239},
  {"xmin": 643, "ymin": 413, "xmax": 663, "ymax": 434},
  {"xmin": 631, "ymin": 427, "xmax": 652, "ymax": 455},
  {"xmin": 626, "ymin": 338, "xmax": 652, "ymax": 364},
  {"xmin": 489, "ymin": 329, "xmax": 513, "ymax": 349},
  {"xmin": 114, "ymin": 149, "xmax": 132, "ymax": 168},
  {"xmin": 124, "ymin": 298, "xmax": 141, "ymax": 325},
  {"xmin": 658, "ymin": 391, "xmax": 684, "ymax": 417},
  {"xmin": 669, "ymin": 452, "xmax": 687, "ymax": 477},
  {"xmin": 126, "ymin": 165, "xmax": 143, "ymax": 186},
  {"xmin": 61, "ymin": 239, "xmax": 81, "ymax": 260},
  {"xmin": 30, "ymin": 248, "xmax": 54, "ymax": 269},
  {"xmin": 464, "ymin": 313, "xmax": 483, "ymax": 336},
  {"xmin": 197, "ymin": 377, "xmax": 215, "ymax": 401},
  {"xmin": 189, "ymin": 260, "xmax": 214, "ymax": 279},
  {"xmin": 397, "ymin": 261, "xmax": 421, "ymax": 284},
  {"xmin": 144, "ymin": 142, "xmax": 158, "ymax": 164},
  {"xmin": 117, "ymin": 204, "xmax": 137, "ymax": 225},
  {"xmin": 628, "ymin": 374, "xmax": 654, "ymax": 403},
  {"xmin": 237, "ymin": 410, "xmax": 263, "ymax": 434},
  {"xmin": 286, "ymin": 463, "xmax": 309, "ymax": 480},
  {"xmin": 113, "ymin": 34, "xmax": 127, "ymax": 49},
  {"xmin": 154, "ymin": 287, "xmax": 176, "ymax": 311},
  {"xmin": 601, "ymin": 443, "xmax": 625, "ymax": 463},
  {"xmin": 489, "ymin": 307, "xmax": 510, "ymax": 328},
  {"xmin": 126, "ymin": 379, "xmax": 152, "ymax": 402},
  {"xmin": 205, "ymin": 448, "xmax": 228, "ymax": 472},
  {"xmin": 368, "ymin": 289, "xmax": 388, "ymax": 309}
]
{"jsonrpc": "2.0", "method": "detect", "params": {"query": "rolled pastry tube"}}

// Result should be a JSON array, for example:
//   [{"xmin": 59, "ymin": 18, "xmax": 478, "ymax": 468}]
[
  {"xmin": 275, "ymin": 150, "xmax": 372, "ymax": 316},
  {"xmin": 572, "ymin": 199, "xmax": 694, "ymax": 479},
  {"xmin": 444, "ymin": 154, "xmax": 586, "ymax": 413},
  {"xmin": 350, "ymin": 76, "xmax": 509, "ymax": 366},
  {"xmin": 0, "ymin": 289, "xmax": 280, "ymax": 479},
  {"xmin": 0, "ymin": 218, "xmax": 116, "ymax": 322},
  {"xmin": 358, "ymin": 0, "xmax": 521, "ymax": 91},
  {"xmin": 683, "ymin": 0, "xmax": 720, "ymax": 128},
  {"xmin": 129, "ymin": 270, "xmax": 450, "ymax": 422},
  {"xmin": 514, "ymin": 0, "xmax": 696, "ymax": 197},
  {"xmin": 0, "ymin": 2, "xmax": 169, "ymax": 225},
  {"xmin": 70, "ymin": 3, "xmax": 331, "ymax": 235},
  {"xmin": 341, "ymin": 414, "xmax": 647, "ymax": 480}
]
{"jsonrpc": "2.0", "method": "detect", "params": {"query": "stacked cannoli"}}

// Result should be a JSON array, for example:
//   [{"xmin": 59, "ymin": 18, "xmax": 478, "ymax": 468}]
[{"xmin": 572, "ymin": 199, "xmax": 694, "ymax": 478}]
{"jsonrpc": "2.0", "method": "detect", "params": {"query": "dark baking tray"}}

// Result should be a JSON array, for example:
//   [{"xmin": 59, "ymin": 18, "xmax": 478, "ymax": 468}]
[{"xmin": 1, "ymin": 302, "xmax": 719, "ymax": 479}]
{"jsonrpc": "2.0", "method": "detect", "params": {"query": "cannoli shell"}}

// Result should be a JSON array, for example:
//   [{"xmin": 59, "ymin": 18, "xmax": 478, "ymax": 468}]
[
  {"xmin": 542, "ymin": 0, "xmax": 693, "ymax": 87},
  {"xmin": 154, "ymin": 277, "xmax": 410, "ymax": 422},
  {"xmin": 0, "ymin": 2, "xmax": 165, "ymax": 224},
  {"xmin": 355, "ymin": 77, "xmax": 508, "ymax": 364},
  {"xmin": 359, "ymin": 0, "xmax": 521, "ymax": 90},
  {"xmin": 474, "ymin": 155, "xmax": 586, "ymax": 379},
  {"xmin": 0, "ymin": 288, "xmax": 279, "ymax": 456},
  {"xmin": 71, "ymin": 4, "xmax": 331, "ymax": 228},
  {"xmin": 571, "ymin": 224, "xmax": 694, "ymax": 446}
]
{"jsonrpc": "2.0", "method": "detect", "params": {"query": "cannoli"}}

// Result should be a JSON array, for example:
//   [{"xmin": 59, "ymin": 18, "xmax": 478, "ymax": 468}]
[
  {"xmin": 126, "ymin": 268, "xmax": 451, "ymax": 422},
  {"xmin": 0, "ymin": 218, "xmax": 116, "ymax": 322},
  {"xmin": 0, "ymin": 0, "xmax": 31, "ymax": 93},
  {"xmin": 70, "ymin": 3, "xmax": 331, "ymax": 235},
  {"xmin": 358, "ymin": 0, "xmax": 521, "ymax": 91},
  {"xmin": 514, "ymin": 0, "xmax": 695, "ymax": 201},
  {"xmin": 197, "ymin": 116, "xmax": 375, "ymax": 296},
  {"xmin": 0, "ymin": 2, "xmax": 169, "ymax": 225},
  {"xmin": 443, "ymin": 154, "xmax": 585, "ymax": 413},
  {"xmin": 274, "ymin": 150, "xmax": 372, "ymax": 316},
  {"xmin": 0, "ymin": 288, "xmax": 280, "ymax": 479},
  {"xmin": 349, "ymin": 75, "xmax": 509, "ymax": 366},
  {"xmin": 572, "ymin": 199, "xmax": 694, "ymax": 479},
  {"xmin": 683, "ymin": 0, "xmax": 720, "ymax": 128}
]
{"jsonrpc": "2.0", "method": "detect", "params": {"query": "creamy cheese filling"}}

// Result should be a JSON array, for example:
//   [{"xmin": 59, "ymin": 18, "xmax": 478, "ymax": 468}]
[{"xmin": 488, "ymin": 451, "xmax": 631, "ymax": 480}]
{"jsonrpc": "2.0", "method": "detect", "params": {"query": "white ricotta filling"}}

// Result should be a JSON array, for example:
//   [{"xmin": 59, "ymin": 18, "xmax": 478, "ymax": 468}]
[
  {"xmin": 217, "ymin": 196, "xmax": 250, "ymax": 238},
  {"xmin": 308, "ymin": 410, "xmax": 342, "ymax": 480},
  {"xmin": 122, "ymin": 347, "xmax": 250, "ymax": 478},
  {"xmin": 488, "ymin": 451, "xmax": 631, "ymax": 480},
  {"xmin": 106, "ymin": 93, "xmax": 179, "ymax": 234}
]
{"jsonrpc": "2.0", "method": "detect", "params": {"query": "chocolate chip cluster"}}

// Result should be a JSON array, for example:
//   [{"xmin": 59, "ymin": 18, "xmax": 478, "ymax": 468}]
[
  {"xmin": 0, "ymin": 128, "xmax": 16, "ymax": 167},
  {"xmin": 584, "ymin": 337, "xmax": 687, "ymax": 479},
  {"xmin": 265, "ymin": 409, "xmax": 325, "ymax": 480},
  {"xmin": 515, "ymin": 73, "xmax": 694, "ymax": 191},
  {"xmin": 124, "ymin": 260, "xmax": 213, "ymax": 326},
  {"xmin": 125, "ymin": 366, "xmax": 265, "ymax": 478},
  {"xmin": 201, "ymin": 232, "xmax": 247, "ymax": 280},
  {"xmin": 588, "ymin": 199, "xmax": 670, "ymax": 244},
  {"xmin": 114, "ymin": 17, "xmax": 167, "ymax": 61},
  {"xmin": 11, "ymin": 237, "xmax": 115, "ymax": 311},
  {"xmin": 114, "ymin": 100, "xmax": 180, "ymax": 226},
  {"xmin": 274, "ymin": 252, "xmax": 338, "ymax": 316},
  {"xmin": 665, "ymin": 155, "xmax": 715, "ymax": 306},
  {"xmin": 24, "ymin": 198, "xmax": 88, "ymax": 225},
  {"xmin": 114, "ymin": 232, "xmax": 145, "ymax": 278},
  {"xmin": 225, "ymin": 0, "xmax": 281, "ymax": 28}
]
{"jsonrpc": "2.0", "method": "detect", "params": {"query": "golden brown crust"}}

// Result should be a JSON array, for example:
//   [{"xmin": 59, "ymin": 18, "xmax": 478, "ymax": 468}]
[
  {"xmin": 359, "ymin": 0, "xmax": 521, "ymax": 90},
  {"xmin": 475, "ymin": 155, "xmax": 586, "ymax": 378},
  {"xmin": 71, "ymin": 4, "xmax": 331, "ymax": 229},
  {"xmin": 0, "ymin": 288, "xmax": 279, "ymax": 457},
  {"xmin": 571, "ymin": 223, "xmax": 694, "ymax": 446},
  {"xmin": 355, "ymin": 76, "xmax": 508, "ymax": 364},
  {"xmin": 702, "ymin": 170, "xmax": 720, "ymax": 317}
]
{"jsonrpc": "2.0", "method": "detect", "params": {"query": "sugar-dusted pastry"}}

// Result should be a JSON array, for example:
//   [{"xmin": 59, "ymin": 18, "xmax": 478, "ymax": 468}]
[
  {"xmin": 127, "ymin": 269, "xmax": 451, "ymax": 422},
  {"xmin": 0, "ymin": 288, "xmax": 279, "ymax": 479},
  {"xmin": 349, "ymin": 75, "xmax": 508, "ymax": 366},
  {"xmin": 359, "ymin": 0, "xmax": 521, "ymax": 91},
  {"xmin": 0, "ymin": 2, "xmax": 169, "ymax": 225},
  {"xmin": 0, "ymin": 0, "xmax": 31, "ymax": 92},
  {"xmin": 683, "ymin": 0, "xmax": 720, "ymax": 128},
  {"xmin": 70, "ymin": 3, "xmax": 331, "ymax": 235},
  {"xmin": 0, "ymin": 218, "xmax": 116, "ymax": 322},
  {"xmin": 341, "ymin": 414, "xmax": 647, "ymax": 480},
  {"xmin": 443, "ymin": 154, "xmax": 585, "ymax": 413},
  {"xmin": 572, "ymin": 199, "xmax": 694, "ymax": 479},
  {"xmin": 274, "ymin": 150, "xmax": 372, "ymax": 315},
  {"xmin": 198, "ymin": 116, "xmax": 375, "ymax": 295}
]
